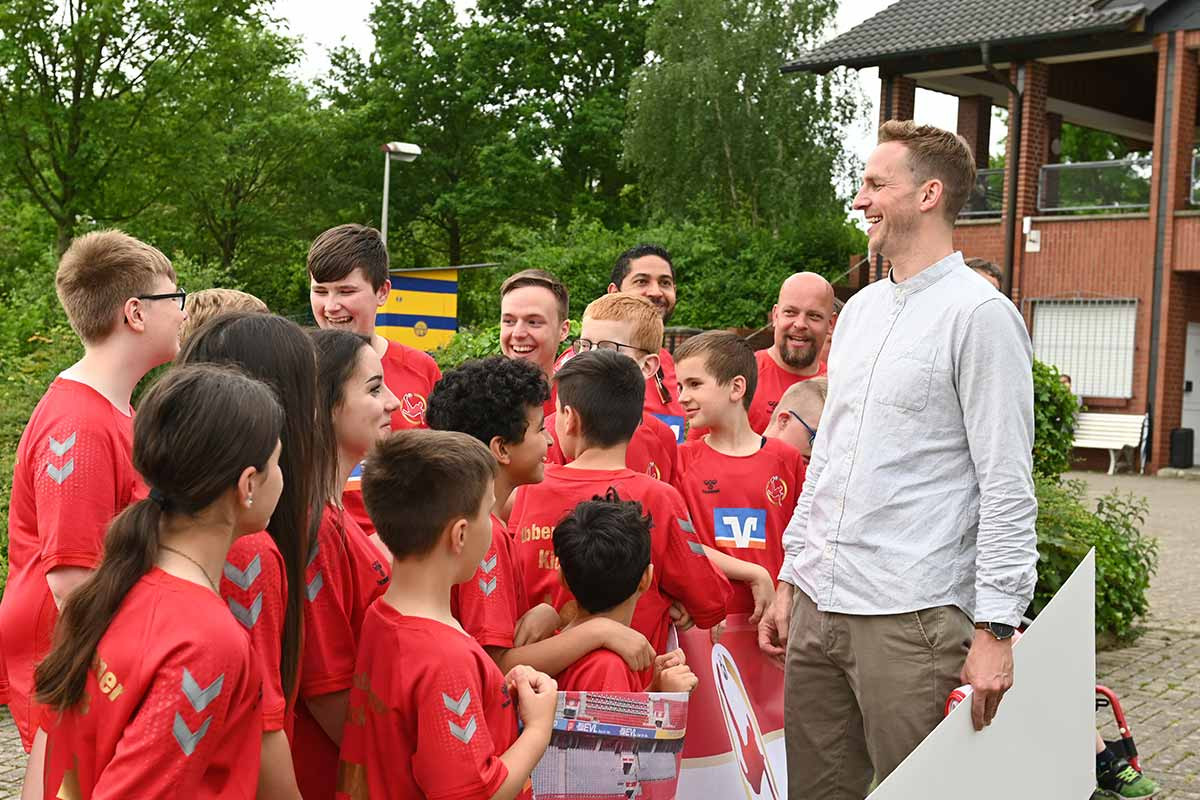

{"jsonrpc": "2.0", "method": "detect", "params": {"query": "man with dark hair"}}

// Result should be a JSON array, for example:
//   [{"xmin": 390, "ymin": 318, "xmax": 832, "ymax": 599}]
[
  {"xmin": 606, "ymin": 244, "xmax": 686, "ymax": 440},
  {"xmin": 308, "ymin": 223, "xmax": 443, "ymax": 535},
  {"xmin": 966, "ymin": 257, "xmax": 1003, "ymax": 290},
  {"xmin": 763, "ymin": 120, "xmax": 1037, "ymax": 797}
]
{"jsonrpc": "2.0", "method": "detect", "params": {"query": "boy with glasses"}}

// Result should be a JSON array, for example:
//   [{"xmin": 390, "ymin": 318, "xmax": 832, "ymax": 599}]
[
  {"xmin": 0, "ymin": 230, "xmax": 185, "ymax": 762},
  {"xmin": 546, "ymin": 294, "xmax": 679, "ymax": 483},
  {"xmin": 672, "ymin": 331, "xmax": 807, "ymax": 625},
  {"xmin": 763, "ymin": 377, "xmax": 827, "ymax": 460}
]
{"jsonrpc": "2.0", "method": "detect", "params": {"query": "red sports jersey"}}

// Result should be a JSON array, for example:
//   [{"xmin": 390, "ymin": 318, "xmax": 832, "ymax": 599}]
[
  {"xmin": 343, "ymin": 340, "xmax": 442, "ymax": 535},
  {"xmin": 544, "ymin": 412, "xmax": 678, "ymax": 484},
  {"xmin": 0, "ymin": 378, "xmax": 145, "ymax": 750},
  {"xmin": 337, "ymin": 605, "xmax": 526, "ymax": 800},
  {"xmin": 42, "ymin": 568, "xmax": 262, "ymax": 800},
  {"xmin": 554, "ymin": 347, "xmax": 685, "ymax": 444},
  {"xmin": 557, "ymin": 646, "xmax": 642, "ymax": 693},
  {"xmin": 294, "ymin": 504, "xmax": 391, "ymax": 800},
  {"xmin": 451, "ymin": 515, "xmax": 526, "ymax": 650},
  {"xmin": 747, "ymin": 349, "xmax": 827, "ymax": 434},
  {"xmin": 220, "ymin": 531, "xmax": 291, "ymax": 733},
  {"xmin": 673, "ymin": 437, "xmax": 806, "ymax": 614},
  {"xmin": 509, "ymin": 465, "xmax": 728, "ymax": 657}
]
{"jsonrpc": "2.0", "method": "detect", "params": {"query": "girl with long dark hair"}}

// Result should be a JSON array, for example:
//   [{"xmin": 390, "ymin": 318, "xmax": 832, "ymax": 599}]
[
  {"xmin": 35, "ymin": 364, "xmax": 284, "ymax": 798},
  {"xmin": 178, "ymin": 312, "xmax": 332, "ymax": 798},
  {"xmin": 291, "ymin": 329, "xmax": 398, "ymax": 798}
]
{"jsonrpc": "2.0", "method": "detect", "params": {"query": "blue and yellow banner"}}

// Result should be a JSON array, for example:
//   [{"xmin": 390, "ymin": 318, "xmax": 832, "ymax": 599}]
[{"xmin": 377, "ymin": 268, "xmax": 459, "ymax": 352}]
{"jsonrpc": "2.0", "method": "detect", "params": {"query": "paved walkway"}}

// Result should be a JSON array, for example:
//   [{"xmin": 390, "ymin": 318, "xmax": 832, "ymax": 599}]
[{"xmin": 0, "ymin": 471, "xmax": 1194, "ymax": 798}]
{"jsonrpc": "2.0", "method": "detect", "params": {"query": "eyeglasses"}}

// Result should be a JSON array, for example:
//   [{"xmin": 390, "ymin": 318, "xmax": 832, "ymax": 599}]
[
  {"xmin": 787, "ymin": 409, "xmax": 818, "ymax": 444},
  {"xmin": 571, "ymin": 337, "xmax": 648, "ymax": 356},
  {"xmin": 136, "ymin": 289, "xmax": 187, "ymax": 311}
]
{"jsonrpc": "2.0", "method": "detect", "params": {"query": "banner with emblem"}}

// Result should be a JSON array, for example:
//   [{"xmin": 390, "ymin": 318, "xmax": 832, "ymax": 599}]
[
  {"xmin": 531, "ymin": 691, "xmax": 689, "ymax": 800},
  {"xmin": 377, "ymin": 263, "xmax": 498, "ymax": 353},
  {"xmin": 674, "ymin": 614, "xmax": 787, "ymax": 800}
]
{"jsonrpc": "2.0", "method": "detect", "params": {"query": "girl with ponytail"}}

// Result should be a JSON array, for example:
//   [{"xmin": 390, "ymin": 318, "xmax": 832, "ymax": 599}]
[
  {"xmin": 35, "ymin": 364, "xmax": 284, "ymax": 798},
  {"xmin": 291, "ymin": 329, "xmax": 398, "ymax": 798},
  {"xmin": 177, "ymin": 312, "xmax": 330, "ymax": 799}
]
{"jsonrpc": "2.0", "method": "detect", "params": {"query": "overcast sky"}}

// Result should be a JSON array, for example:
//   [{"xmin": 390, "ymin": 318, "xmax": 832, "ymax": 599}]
[{"xmin": 271, "ymin": 0, "xmax": 1004, "ymax": 205}]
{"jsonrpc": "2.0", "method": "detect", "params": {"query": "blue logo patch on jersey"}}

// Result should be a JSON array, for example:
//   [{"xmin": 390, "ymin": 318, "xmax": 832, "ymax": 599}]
[
  {"xmin": 652, "ymin": 413, "xmax": 686, "ymax": 444},
  {"xmin": 346, "ymin": 460, "xmax": 364, "ymax": 488},
  {"xmin": 713, "ymin": 508, "xmax": 768, "ymax": 550}
]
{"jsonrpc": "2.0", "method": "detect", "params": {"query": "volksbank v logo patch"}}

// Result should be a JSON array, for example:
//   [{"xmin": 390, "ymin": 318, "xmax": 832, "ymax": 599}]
[
  {"xmin": 651, "ymin": 413, "xmax": 685, "ymax": 444},
  {"xmin": 713, "ymin": 508, "xmax": 768, "ymax": 550}
]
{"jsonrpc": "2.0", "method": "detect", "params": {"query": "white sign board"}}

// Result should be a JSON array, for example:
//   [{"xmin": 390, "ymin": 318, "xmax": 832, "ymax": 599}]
[{"xmin": 870, "ymin": 550, "xmax": 1096, "ymax": 799}]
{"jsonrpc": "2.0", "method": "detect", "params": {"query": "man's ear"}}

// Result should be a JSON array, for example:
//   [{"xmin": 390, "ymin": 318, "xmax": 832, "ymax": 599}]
[
  {"xmin": 638, "ymin": 352, "xmax": 661, "ymax": 381},
  {"xmin": 606, "ymin": 283, "xmax": 620, "ymax": 294},
  {"xmin": 375, "ymin": 280, "xmax": 390, "ymax": 308},
  {"xmin": 557, "ymin": 317, "xmax": 570, "ymax": 343},
  {"xmin": 489, "ymin": 435, "xmax": 510, "ymax": 466},
  {"xmin": 729, "ymin": 375, "xmax": 748, "ymax": 405},
  {"xmin": 636, "ymin": 563, "xmax": 654, "ymax": 594},
  {"xmin": 123, "ymin": 297, "xmax": 146, "ymax": 332},
  {"xmin": 769, "ymin": 304, "xmax": 778, "ymax": 325},
  {"xmin": 560, "ymin": 405, "xmax": 579, "ymax": 437},
  {"xmin": 918, "ymin": 178, "xmax": 945, "ymax": 214},
  {"xmin": 447, "ymin": 516, "xmax": 469, "ymax": 555}
]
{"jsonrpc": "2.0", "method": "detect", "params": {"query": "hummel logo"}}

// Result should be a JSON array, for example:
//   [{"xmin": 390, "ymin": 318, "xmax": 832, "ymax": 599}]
[
  {"xmin": 479, "ymin": 576, "xmax": 498, "ymax": 597},
  {"xmin": 448, "ymin": 716, "xmax": 478, "ymax": 744},
  {"xmin": 687, "ymin": 540, "xmax": 705, "ymax": 556},
  {"xmin": 222, "ymin": 556, "xmax": 261, "ymax": 591},
  {"xmin": 479, "ymin": 553, "xmax": 498, "ymax": 574},
  {"xmin": 172, "ymin": 712, "xmax": 212, "ymax": 756},
  {"xmin": 181, "ymin": 668, "xmax": 224, "ymax": 712},
  {"xmin": 306, "ymin": 572, "xmax": 324, "ymax": 601},
  {"xmin": 227, "ymin": 593, "xmax": 263, "ymax": 628},
  {"xmin": 442, "ymin": 689, "xmax": 471, "ymax": 716},
  {"xmin": 702, "ymin": 479, "xmax": 720, "ymax": 494},
  {"xmin": 48, "ymin": 433, "xmax": 77, "ymax": 457},
  {"xmin": 46, "ymin": 460, "xmax": 74, "ymax": 485}
]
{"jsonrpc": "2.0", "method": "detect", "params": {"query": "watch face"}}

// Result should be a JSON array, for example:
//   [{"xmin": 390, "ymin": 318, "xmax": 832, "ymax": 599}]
[{"xmin": 989, "ymin": 623, "xmax": 1015, "ymax": 639}]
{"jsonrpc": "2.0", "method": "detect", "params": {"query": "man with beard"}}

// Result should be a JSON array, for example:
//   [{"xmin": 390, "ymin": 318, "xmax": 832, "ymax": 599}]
[
  {"xmin": 760, "ymin": 121, "xmax": 1037, "ymax": 798},
  {"xmin": 745, "ymin": 273, "xmax": 834, "ymax": 434}
]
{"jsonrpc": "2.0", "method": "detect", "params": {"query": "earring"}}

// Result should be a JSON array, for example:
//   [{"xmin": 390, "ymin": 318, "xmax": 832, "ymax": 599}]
[{"xmin": 246, "ymin": 495, "xmax": 254, "ymax": 508}]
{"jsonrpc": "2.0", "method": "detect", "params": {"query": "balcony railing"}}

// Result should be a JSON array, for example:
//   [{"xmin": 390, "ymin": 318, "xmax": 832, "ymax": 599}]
[
  {"xmin": 959, "ymin": 168, "xmax": 1004, "ymax": 217},
  {"xmin": 1037, "ymin": 158, "xmax": 1152, "ymax": 213}
]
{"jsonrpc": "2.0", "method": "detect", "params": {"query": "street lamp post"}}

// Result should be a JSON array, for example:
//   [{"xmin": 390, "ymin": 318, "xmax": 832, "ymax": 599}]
[{"xmin": 380, "ymin": 141, "xmax": 421, "ymax": 247}]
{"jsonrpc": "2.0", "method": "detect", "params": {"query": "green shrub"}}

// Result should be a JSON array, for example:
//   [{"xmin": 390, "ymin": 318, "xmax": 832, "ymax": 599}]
[
  {"xmin": 1032, "ymin": 359, "xmax": 1078, "ymax": 478},
  {"xmin": 1032, "ymin": 477, "xmax": 1157, "ymax": 643},
  {"xmin": 432, "ymin": 321, "xmax": 581, "ymax": 372}
]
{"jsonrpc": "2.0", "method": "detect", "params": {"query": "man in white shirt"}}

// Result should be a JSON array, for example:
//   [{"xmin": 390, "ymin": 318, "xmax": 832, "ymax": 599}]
[{"xmin": 759, "ymin": 120, "xmax": 1038, "ymax": 797}]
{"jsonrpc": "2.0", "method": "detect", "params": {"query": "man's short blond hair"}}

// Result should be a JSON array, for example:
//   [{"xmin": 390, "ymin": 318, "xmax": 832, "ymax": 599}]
[
  {"xmin": 180, "ymin": 288, "xmax": 269, "ymax": 342},
  {"xmin": 56, "ymin": 230, "xmax": 176, "ymax": 344},
  {"xmin": 878, "ymin": 120, "xmax": 976, "ymax": 221},
  {"xmin": 582, "ymin": 293, "xmax": 664, "ymax": 353}
]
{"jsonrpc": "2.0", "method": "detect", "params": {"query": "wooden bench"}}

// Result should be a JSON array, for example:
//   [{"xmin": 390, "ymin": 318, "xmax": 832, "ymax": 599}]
[{"xmin": 1073, "ymin": 412, "xmax": 1148, "ymax": 475}]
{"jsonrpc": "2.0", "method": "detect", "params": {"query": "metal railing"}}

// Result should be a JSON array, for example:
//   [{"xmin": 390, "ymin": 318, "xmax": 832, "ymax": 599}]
[
  {"xmin": 959, "ymin": 168, "xmax": 1004, "ymax": 217},
  {"xmin": 1037, "ymin": 158, "xmax": 1152, "ymax": 213},
  {"xmin": 1190, "ymin": 151, "xmax": 1200, "ymax": 206}
]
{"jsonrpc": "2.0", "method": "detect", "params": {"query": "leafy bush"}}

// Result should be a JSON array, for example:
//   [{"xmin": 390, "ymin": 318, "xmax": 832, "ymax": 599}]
[
  {"xmin": 1032, "ymin": 477, "xmax": 1157, "ymax": 643},
  {"xmin": 1032, "ymin": 359, "xmax": 1079, "ymax": 478},
  {"xmin": 432, "ymin": 321, "xmax": 581, "ymax": 372}
]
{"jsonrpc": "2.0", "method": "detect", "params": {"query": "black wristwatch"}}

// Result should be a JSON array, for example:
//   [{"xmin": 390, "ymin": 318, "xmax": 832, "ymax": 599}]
[{"xmin": 975, "ymin": 621, "xmax": 1016, "ymax": 640}]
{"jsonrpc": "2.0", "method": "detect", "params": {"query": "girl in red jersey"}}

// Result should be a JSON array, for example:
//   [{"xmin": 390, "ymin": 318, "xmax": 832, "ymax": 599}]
[
  {"xmin": 179, "ymin": 312, "xmax": 330, "ymax": 799},
  {"xmin": 34, "ymin": 364, "xmax": 284, "ymax": 799},
  {"xmin": 291, "ymin": 330, "xmax": 398, "ymax": 798}
]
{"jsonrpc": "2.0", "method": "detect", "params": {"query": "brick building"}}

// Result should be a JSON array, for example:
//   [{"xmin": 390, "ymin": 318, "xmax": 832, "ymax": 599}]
[{"xmin": 785, "ymin": 0, "xmax": 1200, "ymax": 472}]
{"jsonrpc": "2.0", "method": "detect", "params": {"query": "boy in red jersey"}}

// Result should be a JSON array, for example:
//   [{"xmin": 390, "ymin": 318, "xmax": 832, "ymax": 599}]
[
  {"xmin": 500, "ymin": 269, "xmax": 571, "ymax": 419},
  {"xmin": 762, "ymin": 377, "xmax": 828, "ymax": 461},
  {"xmin": 0, "ymin": 231, "xmax": 184, "ymax": 758},
  {"xmin": 337, "ymin": 430, "xmax": 557, "ymax": 800},
  {"xmin": 607, "ymin": 244, "xmax": 686, "ymax": 441},
  {"xmin": 553, "ymin": 492, "xmax": 698, "ymax": 694},
  {"xmin": 673, "ymin": 331, "xmax": 806, "ymax": 620},
  {"xmin": 509, "ymin": 349, "xmax": 728, "ymax": 659},
  {"xmin": 547, "ymin": 294, "xmax": 678, "ymax": 483},
  {"xmin": 428, "ymin": 355, "xmax": 656, "ymax": 677},
  {"xmin": 309, "ymin": 223, "xmax": 442, "ymax": 535}
]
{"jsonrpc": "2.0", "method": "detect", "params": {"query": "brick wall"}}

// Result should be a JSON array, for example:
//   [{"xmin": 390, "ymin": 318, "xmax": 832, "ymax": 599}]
[
  {"xmin": 1171, "ymin": 215, "xmax": 1200, "ymax": 268},
  {"xmin": 878, "ymin": 75, "xmax": 916, "ymax": 127},
  {"xmin": 956, "ymin": 95, "xmax": 992, "ymax": 168},
  {"xmin": 954, "ymin": 221, "xmax": 1005, "ymax": 264},
  {"xmin": 1008, "ymin": 61, "xmax": 1051, "ymax": 305}
]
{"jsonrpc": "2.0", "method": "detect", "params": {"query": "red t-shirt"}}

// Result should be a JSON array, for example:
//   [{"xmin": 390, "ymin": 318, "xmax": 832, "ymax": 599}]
[
  {"xmin": 294, "ymin": 504, "xmax": 392, "ymax": 799},
  {"xmin": 220, "ymin": 531, "xmax": 291, "ymax": 733},
  {"xmin": 336, "ymin": 606, "xmax": 526, "ymax": 800},
  {"xmin": 747, "ymin": 349, "xmax": 827, "ymax": 434},
  {"xmin": 509, "ymin": 465, "xmax": 728, "ymax": 657},
  {"xmin": 451, "ymin": 515, "xmax": 526, "ymax": 650},
  {"xmin": 42, "ymin": 569, "xmax": 262, "ymax": 800},
  {"xmin": 342, "ymin": 340, "xmax": 442, "ymax": 535},
  {"xmin": 0, "ymin": 378, "xmax": 145, "ymax": 750},
  {"xmin": 543, "ymin": 411, "xmax": 678, "ymax": 484},
  {"xmin": 673, "ymin": 437, "xmax": 806, "ymax": 614},
  {"xmin": 557, "ymin": 646, "xmax": 642, "ymax": 693},
  {"xmin": 554, "ymin": 347, "xmax": 685, "ymax": 444}
]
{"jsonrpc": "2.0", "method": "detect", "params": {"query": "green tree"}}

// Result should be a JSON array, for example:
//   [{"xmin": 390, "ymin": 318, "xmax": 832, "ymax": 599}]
[
  {"xmin": 0, "ymin": 0, "xmax": 261, "ymax": 253},
  {"xmin": 624, "ymin": 0, "xmax": 859, "ymax": 229}
]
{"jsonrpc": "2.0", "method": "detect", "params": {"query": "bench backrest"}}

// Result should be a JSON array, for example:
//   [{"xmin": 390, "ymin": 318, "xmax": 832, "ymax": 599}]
[{"xmin": 1073, "ymin": 412, "xmax": 1146, "ymax": 449}]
